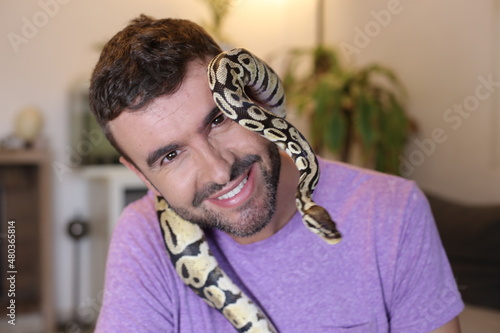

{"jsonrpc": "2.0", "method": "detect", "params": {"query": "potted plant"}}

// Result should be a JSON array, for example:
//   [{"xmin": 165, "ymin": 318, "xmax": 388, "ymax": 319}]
[{"xmin": 282, "ymin": 46, "xmax": 416, "ymax": 175}]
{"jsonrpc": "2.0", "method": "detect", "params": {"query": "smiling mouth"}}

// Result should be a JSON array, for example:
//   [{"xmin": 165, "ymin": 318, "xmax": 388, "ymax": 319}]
[
  {"xmin": 193, "ymin": 155, "xmax": 261, "ymax": 207},
  {"xmin": 217, "ymin": 175, "xmax": 248, "ymax": 200}
]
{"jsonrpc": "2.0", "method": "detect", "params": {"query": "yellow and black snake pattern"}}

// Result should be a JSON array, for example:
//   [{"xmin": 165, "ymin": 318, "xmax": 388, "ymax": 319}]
[{"xmin": 155, "ymin": 48, "xmax": 341, "ymax": 333}]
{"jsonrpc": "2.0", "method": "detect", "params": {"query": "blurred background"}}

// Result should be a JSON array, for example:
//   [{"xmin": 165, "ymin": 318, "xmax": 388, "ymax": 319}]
[{"xmin": 0, "ymin": 0, "xmax": 499, "ymax": 332}]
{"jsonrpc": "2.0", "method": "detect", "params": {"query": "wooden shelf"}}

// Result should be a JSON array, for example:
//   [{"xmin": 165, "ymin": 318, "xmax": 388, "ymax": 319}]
[
  {"xmin": 0, "ymin": 149, "xmax": 49, "ymax": 164},
  {"xmin": 0, "ymin": 148, "xmax": 54, "ymax": 332}
]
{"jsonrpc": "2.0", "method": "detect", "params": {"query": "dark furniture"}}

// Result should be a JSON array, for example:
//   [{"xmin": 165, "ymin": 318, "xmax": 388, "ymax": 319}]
[{"xmin": 425, "ymin": 191, "xmax": 500, "ymax": 310}]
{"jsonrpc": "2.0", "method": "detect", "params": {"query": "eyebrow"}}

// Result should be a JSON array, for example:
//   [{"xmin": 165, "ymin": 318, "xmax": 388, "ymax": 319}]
[
  {"xmin": 199, "ymin": 106, "xmax": 221, "ymax": 132},
  {"xmin": 146, "ymin": 143, "xmax": 180, "ymax": 169},
  {"xmin": 145, "ymin": 107, "xmax": 220, "ymax": 169}
]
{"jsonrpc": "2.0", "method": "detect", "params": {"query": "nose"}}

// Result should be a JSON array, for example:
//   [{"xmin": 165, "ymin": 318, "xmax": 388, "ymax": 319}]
[{"xmin": 194, "ymin": 139, "xmax": 233, "ymax": 187}]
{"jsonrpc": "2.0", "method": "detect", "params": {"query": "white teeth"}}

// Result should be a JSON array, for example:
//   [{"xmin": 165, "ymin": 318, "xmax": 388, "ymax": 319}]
[{"xmin": 217, "ymin": 176, "xmax": 248, "ymax": 200}]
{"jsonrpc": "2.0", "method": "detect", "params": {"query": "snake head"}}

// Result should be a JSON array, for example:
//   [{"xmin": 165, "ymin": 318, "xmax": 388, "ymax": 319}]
[{"xmin": 303, "ymin": 205, "xmax": 342, "ymax": 245}]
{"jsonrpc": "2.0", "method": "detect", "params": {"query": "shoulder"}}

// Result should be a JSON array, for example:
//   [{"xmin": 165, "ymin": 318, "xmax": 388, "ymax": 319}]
[
  {"xmin": 106, "ymin": 190, "xmax": 172, "ymax": 278},
  {"xmin": 315, "ymin": 158, "xmax": 424, "ymax": 220},
  {"xmin": 105, "ymin": 190, "xmax": 177, "ymax": 281},
  {"xmin": 314, "ymin": 159, "xmax": 464, "ymax": 331},
  {"xmin": 317, "ymin": 157, "xmax": 416, "ymax": 191},
  {"xmin": 314, "ymin": 158, "xmax": 438, "ymax": 260},
  {"xmin": 110, "ymin": 190, "xmax": 158, "ymax": 247},
  {"xmin": 96, "ymin": 191, "xmax": 178, "ymax": 330}
]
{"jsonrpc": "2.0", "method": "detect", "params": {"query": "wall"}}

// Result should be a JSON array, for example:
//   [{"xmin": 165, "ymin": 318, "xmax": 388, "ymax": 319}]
[
  {"xmin": 321, "ymin": 0, "xmax": 500, "ymax": 203},
  {"xmin": 1, "ymin": 0, "xmax": 498, "ymax": 325}
]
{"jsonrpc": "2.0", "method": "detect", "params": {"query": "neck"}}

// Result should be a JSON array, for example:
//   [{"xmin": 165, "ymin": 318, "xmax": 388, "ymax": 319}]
[{"xmin": 230, "ymin": 152, "xmax": 299, "ymax": 245}]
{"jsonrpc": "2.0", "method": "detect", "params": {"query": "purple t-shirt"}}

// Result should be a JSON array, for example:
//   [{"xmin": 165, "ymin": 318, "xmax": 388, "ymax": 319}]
[{"xmin": 95, "ymin": 159, "xmax": 464, "ymax": 332}]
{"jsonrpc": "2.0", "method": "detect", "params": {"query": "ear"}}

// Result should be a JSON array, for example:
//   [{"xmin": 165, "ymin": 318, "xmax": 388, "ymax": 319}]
[{"xmin": 119, "ymin": 156, "xmax": 162, "ymax": 197}]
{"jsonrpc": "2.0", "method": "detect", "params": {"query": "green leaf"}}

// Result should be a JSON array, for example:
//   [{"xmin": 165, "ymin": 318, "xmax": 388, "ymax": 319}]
[
  {"xmin": 326, "ymin": 102, "xmax": 345, "ymax": 153},
  {"xmin": 282, "ymin": 45, "xmax": 414, "ymax": 174}
]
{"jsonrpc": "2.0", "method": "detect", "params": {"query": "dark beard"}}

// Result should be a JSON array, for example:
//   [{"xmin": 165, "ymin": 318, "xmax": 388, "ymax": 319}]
[{"xmin": 169, "ymin": 141, "xmax": 281, "ymax": 238}]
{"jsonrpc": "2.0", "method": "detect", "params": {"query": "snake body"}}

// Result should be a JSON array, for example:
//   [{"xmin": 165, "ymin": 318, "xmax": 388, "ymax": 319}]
[{"xmin": 155, "ymin": 48, "xmax": 341, "ymax": 332}]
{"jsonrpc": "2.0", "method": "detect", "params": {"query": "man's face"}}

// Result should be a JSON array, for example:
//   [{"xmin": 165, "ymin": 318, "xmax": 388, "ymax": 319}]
[{"xmin": 109, "ymin": 58, "xmax": 284, "ymax": 238}]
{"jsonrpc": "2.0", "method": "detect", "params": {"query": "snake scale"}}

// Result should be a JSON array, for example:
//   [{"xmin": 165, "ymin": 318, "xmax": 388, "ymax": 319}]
[{"xmin": 155, "ymin": 48, "xmax": 341, "ymax": 333}]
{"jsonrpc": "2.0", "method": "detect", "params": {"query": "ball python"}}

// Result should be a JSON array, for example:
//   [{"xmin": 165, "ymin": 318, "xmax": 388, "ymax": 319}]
[{"xmin": 155, "ymin": 48, "xmax": 341, "ymax": 333}]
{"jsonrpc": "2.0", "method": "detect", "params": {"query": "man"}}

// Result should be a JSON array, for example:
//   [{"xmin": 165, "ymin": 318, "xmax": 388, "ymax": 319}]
[{"xmin": 89, "ymin": 14, "xmax": 463, "ymax": 332}]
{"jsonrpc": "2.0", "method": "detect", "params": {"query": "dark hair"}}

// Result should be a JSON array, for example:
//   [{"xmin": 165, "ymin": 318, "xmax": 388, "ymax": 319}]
[{"xmin": 88, "ymin": 15, "xmax": 222, "ymax": 154}]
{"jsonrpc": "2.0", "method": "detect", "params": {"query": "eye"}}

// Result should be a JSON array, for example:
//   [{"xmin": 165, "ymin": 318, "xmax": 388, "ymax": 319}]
[
  {"xmin": 161, "ymin": 150, "xmax": 178, "ymax": 164},
  {"xmin": 211, "ymin": 113, "xmax": 226, "ymax": 127}
]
